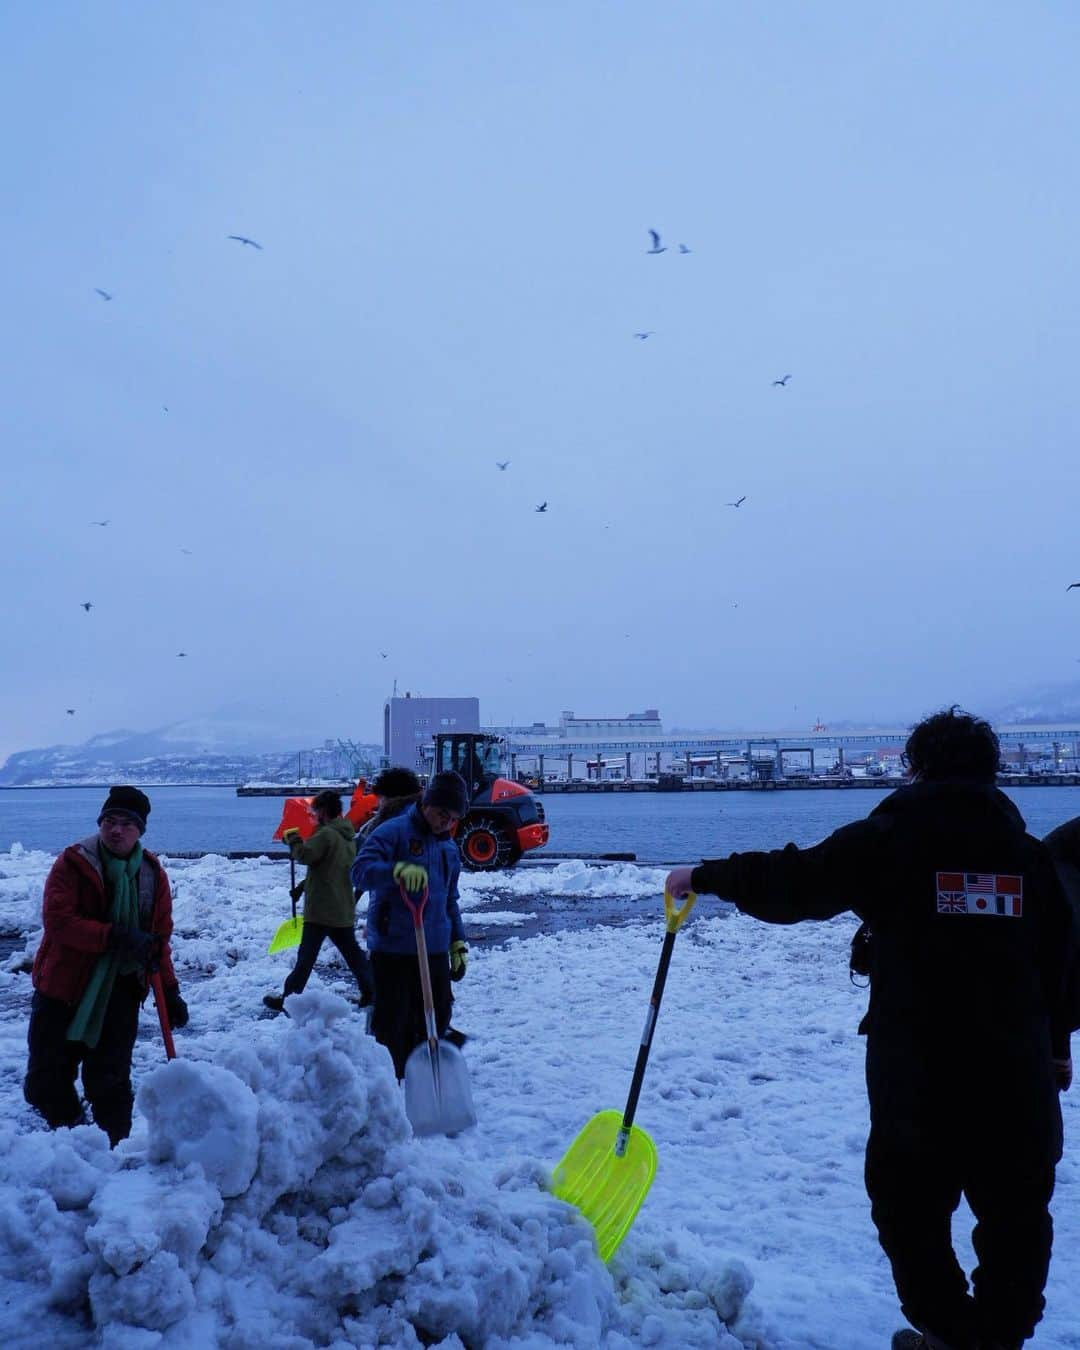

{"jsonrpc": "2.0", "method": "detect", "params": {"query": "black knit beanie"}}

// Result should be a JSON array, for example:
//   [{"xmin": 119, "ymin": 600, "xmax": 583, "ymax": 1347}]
[
  {"xmin": 97, "ymin": 785, "xmax": 151, "ymax": 834},
  {"xmin": 423, "ymin": 770, "xmax": 469, "ymax": 817},
  {"xmin": 372, "ymin": 767, "xmax": 422, "ymax": 799}
]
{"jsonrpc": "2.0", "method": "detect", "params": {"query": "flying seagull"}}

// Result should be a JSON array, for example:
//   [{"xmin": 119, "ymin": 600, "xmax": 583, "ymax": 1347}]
[
  {"xmin": 94, "ymin": 289, "xmax": 113, "ymax": 301},
  {"xmin": 726, "ymin": 496, "xmax": 746, "ymax": 508},
  {"xmin": 91, "ymin": 519, "xmax": 109, "ymax": 527},
  {"xmin": 647, "ymin": 229, "xmax": 666, "ymax": 255},
  {"xmin": 496, "ymin": 460, "xmax": 510, "ymax": 470},
  {"xmin": 228, "ymin": 235, "xmax": 263, "ymax": 249},
  {"xmin": 176, "ymin": 651, "xmax": 187, "ymax": 657},
  {"xmin": 81, "ymin": 602, "xmax": 93, "ymax": 611},
  {"xmin": 633, "ymin": 332, "xmax": 654, "ymax": 340},
  {"xmin": 1068, "ymin": 583, "xmax": 1080, "ymax": 591},
  {"xmin": 678, "ymin": 244, "xmax": 691, "ymax": 254},
  {"xmin": 772, "ymin": 374, "xmax": 792, "ymax": 387},
  {"xmin": 379, "ymin": 651, "xmax": 388, "ymax": 659},
  {"xmin": 535, "ymin": 502, "xmax": 548, "ymax": 513},
  {"xmin": 66, "ymin": 709, "xmax": 75, "ymax": 715}
]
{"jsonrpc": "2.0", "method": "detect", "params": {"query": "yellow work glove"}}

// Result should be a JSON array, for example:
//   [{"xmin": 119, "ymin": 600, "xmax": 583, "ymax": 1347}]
[
  {"xmin": 282, "ymin": 827, "xmax": 302, "ymax": 846},
  {"xmin": 449, "ymin": 940, "xmax": 468, "ymax": 982},
  {"xmin": 393, "ymin": 861, "xmax": 428, "ymax": 893}
]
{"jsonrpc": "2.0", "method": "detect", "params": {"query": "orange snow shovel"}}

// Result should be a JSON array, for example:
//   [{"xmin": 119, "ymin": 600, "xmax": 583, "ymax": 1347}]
[{"xmin": 552, "ymin": 887, "xmax": 697, "ymax": 1262}]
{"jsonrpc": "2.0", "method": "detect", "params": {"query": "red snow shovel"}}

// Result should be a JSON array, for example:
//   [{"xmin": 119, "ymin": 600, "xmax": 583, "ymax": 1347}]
[
  {"xmin": 150, "ymin": 972, "xmax": 177, "ymax": 1061},
  {"xmin": 398, "ymin": 882, "xmax": 477, "ymax": 1137}
]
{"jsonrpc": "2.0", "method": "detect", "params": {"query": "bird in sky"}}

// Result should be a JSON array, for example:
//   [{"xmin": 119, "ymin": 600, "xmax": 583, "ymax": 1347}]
[
  {"xmin": 228, "ymin": 235, "xmax": 263, "ymax": 249},
  {"xmin": 162, "ymin": 405, "xmax": 169, "ymax": 413},
  {"xmin": 535, "ymin": 502, "xmax": 548, "ymax": 513},
  {"xmin": 496, "ymin": 460, "xmax": 510, "ymax": 470},
  {"xmin": 66, "ymin": 709, "xmax": 75, "ymax": 715},
  {"xmin": 726, "ymin": 496, "xmax": 746, "ymax": 508},
  {"xmin": 90, "ymin": 519, "xmax": 109, "ymax": 527},
  {"xmin": 180, "ymin": 548, "xmax": 193, "ymax": 555},
  {"xmin": 1068, "ymin": 583, "xmax": 1080, "ymax": 591},
  {"xmin": 176, "ymin": 651, "xmax": 187, "ymax": 657},
  {"xmin": 81, "ymin": 602, "xmax": 93, "ymax": 611},
  {"xmin": 679, "ymin": 244, "xmax": 691, "ymax": 254},
  {"xmin": 379, "ymin": 651, "xmax": 389, "ymax": 659},
  {"xmin": 647, "ymin": 230, "xmax": 666, "ymax": 255},
  {"xmin": 94, "ymin": 289, "xmax": 112, "ymax": 301},
  {"xmin": 772, "ymin": 374, "xmax": 792, "ymax": 387},
  {"xmin": 633, "ymin": 332, "xmax": 654, "ymax": 340}
]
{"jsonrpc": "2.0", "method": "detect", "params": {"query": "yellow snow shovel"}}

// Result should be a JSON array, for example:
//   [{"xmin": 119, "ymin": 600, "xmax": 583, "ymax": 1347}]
[
  {"xmin": 268, "ymin": 854, "xmax": 304, "ymax": 954},
  {"xmin": 552, "ymin": 887, "xmax": 697, "ymax": 1262}
]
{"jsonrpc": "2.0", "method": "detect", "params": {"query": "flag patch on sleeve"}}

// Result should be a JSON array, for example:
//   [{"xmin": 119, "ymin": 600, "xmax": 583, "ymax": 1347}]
[{"xmin": 936, "ymin": 871, "xmax": 1023, "ymax": 917}]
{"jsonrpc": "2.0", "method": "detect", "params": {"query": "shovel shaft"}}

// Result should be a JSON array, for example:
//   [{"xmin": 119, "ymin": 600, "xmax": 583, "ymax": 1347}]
[
  {"xmin": 150, "ymin": 972, "xmax": 177, "ymax": 1060},
  {"xmin": 400, "ymin": 885, "xmax": 439, "ymax": 1048},
  {"xmin": 289, "ymin": 856, "xmax": 297, "ymax": 920},
  {"xmin": 619, "ymin": 927, "xmax": 678, "ymax": 1143}
]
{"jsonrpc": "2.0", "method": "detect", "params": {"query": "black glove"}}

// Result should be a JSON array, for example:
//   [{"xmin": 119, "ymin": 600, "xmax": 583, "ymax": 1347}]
[
  {"xmin": 164, "ymin": 984, "xmax": 189, "ymax": 1030},
  {"xmin": 109, "ymin": 926, "xmax": 158, "ymax": 966},
  {"xmin": 290, "ymin": 884, "xmax": 305, "ymax": 904}
]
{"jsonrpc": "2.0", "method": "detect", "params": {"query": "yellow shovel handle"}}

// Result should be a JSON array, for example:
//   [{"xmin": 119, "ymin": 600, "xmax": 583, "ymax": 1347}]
[{"xmin": 664, "ymin": 888, "xmax": 697, "ymax": 933}]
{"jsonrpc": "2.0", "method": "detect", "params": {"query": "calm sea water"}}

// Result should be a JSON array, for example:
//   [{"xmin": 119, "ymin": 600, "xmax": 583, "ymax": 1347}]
[{"xmin": 2, "ymin": 785, "xmax": 1078, "ymax": 862}]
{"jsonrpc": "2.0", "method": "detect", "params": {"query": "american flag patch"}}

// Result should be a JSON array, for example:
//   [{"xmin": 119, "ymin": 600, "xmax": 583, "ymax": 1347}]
[{"xmin": 936, "ymin": 871, "xmax": 1023, "ymax": 917}]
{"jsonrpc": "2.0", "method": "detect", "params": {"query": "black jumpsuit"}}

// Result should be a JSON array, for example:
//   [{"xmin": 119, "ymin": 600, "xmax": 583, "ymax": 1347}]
[{"xmin": 691, "ymin": 780, "xmax": 1076, "ymax": 1350}]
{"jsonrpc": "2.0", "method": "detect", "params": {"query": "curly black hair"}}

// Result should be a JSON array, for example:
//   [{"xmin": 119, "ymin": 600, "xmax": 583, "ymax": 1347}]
[
  {"xmin": 310, "ymin": 789, "xmax": 343, "ymax": 818},
  {"xmin": 902, "ymin": 706, "xmax": 1000, "ymax": 783}
]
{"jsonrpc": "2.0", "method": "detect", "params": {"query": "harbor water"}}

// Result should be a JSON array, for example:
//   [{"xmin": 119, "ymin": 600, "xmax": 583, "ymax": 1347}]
[{"xmin": 2, "ymin": 784, "xmax": 1079, "ymax": 863}]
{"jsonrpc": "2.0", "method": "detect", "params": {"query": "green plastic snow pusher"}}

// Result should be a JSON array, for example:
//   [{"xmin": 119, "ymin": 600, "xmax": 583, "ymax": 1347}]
[
  {"xmin": 552, "ymin": 887, "xmax": 697, "ymax": 1262},
  {"xmin": 268, "ymin": 855, "xmax": 304, "ymax": 954}
]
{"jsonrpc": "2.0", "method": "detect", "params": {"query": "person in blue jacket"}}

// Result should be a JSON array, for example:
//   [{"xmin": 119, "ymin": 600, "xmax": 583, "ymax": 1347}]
[{"xmin": 351, "ymin": 770, "xmax": 470, "ymax": 1079}]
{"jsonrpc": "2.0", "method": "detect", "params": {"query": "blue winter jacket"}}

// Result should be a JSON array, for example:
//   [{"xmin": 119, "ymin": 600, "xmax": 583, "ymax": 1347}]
[{"xmin": 351, "ymin": 803, "xmax": 466, "ymax": 956}]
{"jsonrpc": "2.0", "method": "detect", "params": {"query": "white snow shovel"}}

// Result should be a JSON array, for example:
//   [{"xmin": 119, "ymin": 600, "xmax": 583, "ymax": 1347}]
[{"xmin": 399, "ymin": 882, "xmax": 477, "ymax": 1137}]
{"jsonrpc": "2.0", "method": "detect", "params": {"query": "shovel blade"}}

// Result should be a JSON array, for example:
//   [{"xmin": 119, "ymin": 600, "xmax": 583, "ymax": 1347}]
[
  {"xmin": 267, "ymin": 916, "xmax": 303, "ymax": 954},
  {"xmin": 403, "ymin": 1039, "xmax": 477, "ymax": 1137},
  {"xmin": 552, "ymin": 1110, "xmax": 657, "ymax": 1262}
]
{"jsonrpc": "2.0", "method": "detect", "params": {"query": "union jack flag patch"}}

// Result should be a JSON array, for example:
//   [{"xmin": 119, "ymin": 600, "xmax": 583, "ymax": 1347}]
[{"xmin": 936, "ymin": 871, "xmax": 1023, "ymax": 917}]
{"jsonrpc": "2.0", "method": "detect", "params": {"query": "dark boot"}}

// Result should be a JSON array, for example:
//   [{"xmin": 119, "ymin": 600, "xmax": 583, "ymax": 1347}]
[{"xmin": 263, "ymin": 994, "xmax": 285, "ymax": 1013}]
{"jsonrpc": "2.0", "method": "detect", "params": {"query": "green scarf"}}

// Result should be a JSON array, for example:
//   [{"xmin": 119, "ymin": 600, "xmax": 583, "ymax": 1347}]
[{"xmin": 67, "ymin": 842, "xmax": 144, "ymax": 1049}]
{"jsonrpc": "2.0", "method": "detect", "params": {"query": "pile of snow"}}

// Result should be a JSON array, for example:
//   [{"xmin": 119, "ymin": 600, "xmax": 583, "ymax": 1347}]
[{"xmin": 0, "ymin": 988, "xmax": 754, "ymax": 1346}]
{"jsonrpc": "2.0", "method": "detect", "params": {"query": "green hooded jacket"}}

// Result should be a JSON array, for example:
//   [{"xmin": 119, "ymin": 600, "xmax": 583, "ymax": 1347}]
[{"xmin": 287, "ymin": 817, "xmax": 358, "ymax": 927}]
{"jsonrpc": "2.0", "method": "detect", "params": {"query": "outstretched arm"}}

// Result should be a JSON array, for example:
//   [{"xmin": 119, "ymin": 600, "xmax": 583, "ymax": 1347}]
[{"xmin": 667, "ymin": 818, "xmax": 889, "ymax": 924}]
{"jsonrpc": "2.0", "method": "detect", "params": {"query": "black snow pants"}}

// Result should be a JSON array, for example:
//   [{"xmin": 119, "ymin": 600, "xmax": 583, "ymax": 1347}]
[
  {"xmin": 370, "ymin": 950, "xmax": 452, "ymax": 1080},
  {"xmin": 282, "ymin": 922, "xmax": 374, "ymax": 1002},
  {"xmin": 866, "ymin": 1127, "xmax": 1058, "ymax": 1350},
  {"xmin": 24, "ymin": 976, "xmax": 143, "ymax": 1147}
]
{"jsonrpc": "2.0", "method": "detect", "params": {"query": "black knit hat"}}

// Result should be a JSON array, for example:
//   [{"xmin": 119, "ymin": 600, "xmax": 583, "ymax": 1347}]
[
  {"xmin": 423, "ymin": 770, "xmax": 469, "ymax": 817},
  {"xmin": 97, "ymin": 785, "xmax": 151, "ymax": 834},
  {"xmin": 372, "ymin": 766, "xmax": 422, "ymax": 799}
]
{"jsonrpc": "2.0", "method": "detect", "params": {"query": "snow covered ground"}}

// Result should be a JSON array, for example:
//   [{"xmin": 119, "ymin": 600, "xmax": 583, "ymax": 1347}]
[{"xmin": 0, "ymin": 847, "xmax": 1077, "ymax": 1348}]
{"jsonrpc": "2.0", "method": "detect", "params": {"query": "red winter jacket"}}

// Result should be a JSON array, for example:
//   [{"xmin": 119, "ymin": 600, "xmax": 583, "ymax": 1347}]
[{"xmin": 31, "ymin": 837, "xmax": 177, "ymax": 1004}]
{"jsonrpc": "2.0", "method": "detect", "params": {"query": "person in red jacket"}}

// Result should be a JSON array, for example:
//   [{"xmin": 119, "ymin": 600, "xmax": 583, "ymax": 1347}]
[{"xmin": 24, "ymin": 786, "xmax": 187, "ymax": 1145}]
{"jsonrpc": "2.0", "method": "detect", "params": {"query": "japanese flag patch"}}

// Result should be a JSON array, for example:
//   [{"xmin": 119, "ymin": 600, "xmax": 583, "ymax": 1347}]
[{"xmin": 936, "ymin": 871, "xmax": 1023, "ymax": 917}]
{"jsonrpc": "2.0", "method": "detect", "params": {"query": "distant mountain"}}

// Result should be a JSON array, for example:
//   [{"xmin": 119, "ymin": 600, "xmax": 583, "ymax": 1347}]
[
  {"xmin": 987, "ymin": 679, "xmax": 1080, "ymax": 726},
  {"xmin": 0, "ymin": 718, "xmax": 382, "ymax": 787}
]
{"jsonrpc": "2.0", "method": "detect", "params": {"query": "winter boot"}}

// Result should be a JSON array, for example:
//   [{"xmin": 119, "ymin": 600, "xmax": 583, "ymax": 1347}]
[
  {"xmin": 445, "ymin": 1026, "xmax": 468, "ymax": 1048},
  {"xmin": 262, "ymin": 994, "xmax": 285, "ymax": 1013},
  {"xmin": 891, "ymin": 1334, "xmax": 926, "ymax": 1350}
]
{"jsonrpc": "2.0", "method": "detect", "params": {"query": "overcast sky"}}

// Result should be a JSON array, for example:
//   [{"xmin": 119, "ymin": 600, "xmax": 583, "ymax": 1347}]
[{"xmin": 3, "ymin": 2, "xmax": 1079, "ymax": 759}]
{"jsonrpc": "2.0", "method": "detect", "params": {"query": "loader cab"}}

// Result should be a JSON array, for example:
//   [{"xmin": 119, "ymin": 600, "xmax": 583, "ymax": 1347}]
[
  {"xmin": 431, "ymin": 731, "xmax": 549, "ymax": 871},
  {"xmin": 435, "ymin": 733, "xmax": 503, "ymax": 799}
]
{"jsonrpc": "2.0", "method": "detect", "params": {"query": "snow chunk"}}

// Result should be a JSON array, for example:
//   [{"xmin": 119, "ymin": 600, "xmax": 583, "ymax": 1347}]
[{"xmin": 137, "ymin": 1060, "xmax": 259, "ymax": 1198}]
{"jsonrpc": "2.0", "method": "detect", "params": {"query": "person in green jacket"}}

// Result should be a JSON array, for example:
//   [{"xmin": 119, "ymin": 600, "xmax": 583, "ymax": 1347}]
[{"xmin": 263, "ymin": 790, "xmax": 373, "ymax": 1013}]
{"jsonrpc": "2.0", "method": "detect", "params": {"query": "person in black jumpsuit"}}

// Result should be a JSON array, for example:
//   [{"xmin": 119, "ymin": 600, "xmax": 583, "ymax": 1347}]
[{"xmin": 667, "ymin": 708, "xmax": 1077, "ymax": 1350}]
